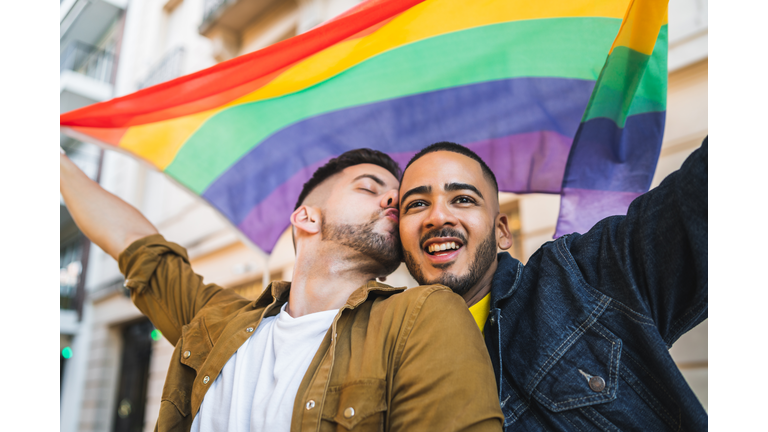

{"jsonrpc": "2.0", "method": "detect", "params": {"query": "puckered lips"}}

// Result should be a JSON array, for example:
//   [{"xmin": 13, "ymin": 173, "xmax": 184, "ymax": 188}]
[
  {"xmin": 421, "ymin": 237, "xmax": 464, "ymax": 265},
  {"xmin": 383, "ymin": 208, "xmax": 399, "ymax": 223}
]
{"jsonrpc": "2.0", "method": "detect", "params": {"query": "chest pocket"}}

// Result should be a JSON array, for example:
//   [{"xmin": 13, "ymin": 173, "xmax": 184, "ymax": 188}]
[
  {"xmin": 321, "ymin": 379, "xmax": 387, "ymax": 430},
  {"xmin": 531, "ymin": 322, "xmax": 621, "ymax": 412},
  {"xmin": 179, "ymin": 318, "xmax": 213, "ymax": 372}
]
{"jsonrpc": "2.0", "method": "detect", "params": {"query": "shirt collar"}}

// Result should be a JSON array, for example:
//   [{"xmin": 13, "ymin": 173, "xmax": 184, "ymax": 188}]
[{"xmin": 254, "ymin": 279, "xmax": 406, "ymax": 312}]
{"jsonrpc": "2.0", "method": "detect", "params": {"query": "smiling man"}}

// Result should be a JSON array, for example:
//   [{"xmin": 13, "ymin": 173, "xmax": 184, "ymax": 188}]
[
  {"xmin": 398, "ymin": 141, "xmax": 708, "ymax": 431},
  {"xmin": 60, "ymin": 147, "xmax": 503, "ymax": 432}
]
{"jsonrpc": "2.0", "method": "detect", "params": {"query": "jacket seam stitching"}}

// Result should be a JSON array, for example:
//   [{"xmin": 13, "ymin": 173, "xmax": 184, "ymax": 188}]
[
  {"xmin": 555, "ymin": 238, "xmax": 655, "ymax": 326},
  {"xmin": 621, "ymin": 351, "xmax": 681, "ymax": 427},
  {"xmin": 605, "ymin": 302, "xmax": 656, "ymax": 326},
  {"xmin": 393, "ymin": 287, "xmax": 442, "ymax": 370},
  {"xmin": 579, "ymin": 406, "xmax": 620, "ymax": 432}
]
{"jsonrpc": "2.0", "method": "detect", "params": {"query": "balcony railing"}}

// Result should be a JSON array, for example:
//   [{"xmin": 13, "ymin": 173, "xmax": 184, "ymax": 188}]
[
  {"xmin": 60, "ymin": 41, "xmax": 116, "ymax": 84},
  {"xmin": 138, "ymin": 47, "xmax": 185, "ymax": 89}
]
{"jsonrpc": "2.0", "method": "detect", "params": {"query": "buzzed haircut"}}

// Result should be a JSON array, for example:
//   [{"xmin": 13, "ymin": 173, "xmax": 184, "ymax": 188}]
[
  {"xmin": 294, "ymin": 148, "xmax": 402, "ymax": 210},
  {"xmin": 404, "ymin": 142, "xmax": 499, "ymax": 193}
]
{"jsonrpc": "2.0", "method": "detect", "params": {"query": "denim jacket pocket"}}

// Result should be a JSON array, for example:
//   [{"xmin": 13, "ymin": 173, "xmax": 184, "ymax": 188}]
[
  {"xmin": 179, "ymin": 318, "xmax": 213, "ymax": 372},
  {"xmin": 321, "ymin": 379, "xmax": 387, "ymax": 430},
  {"xmin": 532, "ymin": 322, "xmax": 622, "ymax": 412}
]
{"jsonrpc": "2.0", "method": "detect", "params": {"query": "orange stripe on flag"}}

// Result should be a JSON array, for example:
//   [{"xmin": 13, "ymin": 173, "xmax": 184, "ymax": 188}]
[{"xmin": 70, "ymin": 126, "xmax": 128, "ymax": 147}]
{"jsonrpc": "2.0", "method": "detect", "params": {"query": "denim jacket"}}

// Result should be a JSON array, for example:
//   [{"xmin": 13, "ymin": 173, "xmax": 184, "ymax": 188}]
[{"xmin": 484, "ymin": 138, "xmax": 708, "ymax": 431}]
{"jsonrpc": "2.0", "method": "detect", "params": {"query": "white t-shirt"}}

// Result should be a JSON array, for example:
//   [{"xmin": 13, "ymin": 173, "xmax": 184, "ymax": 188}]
[{"xmin": 190, "ymin": 303, "xmax": 339, "ymax": 432}]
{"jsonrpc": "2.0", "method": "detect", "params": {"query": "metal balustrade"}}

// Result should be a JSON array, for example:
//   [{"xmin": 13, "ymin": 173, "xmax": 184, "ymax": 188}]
[
  {"xmin": 60, "ymin": 41, "xmax": 116, "ymax": 84},
  {"xmin": 137, "ymin": 47, "xmax": 186, "ymax": 89}
]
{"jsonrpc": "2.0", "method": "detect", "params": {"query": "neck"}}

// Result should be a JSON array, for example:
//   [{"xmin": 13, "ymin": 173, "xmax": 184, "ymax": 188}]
[
  {"xmin": 461, "ymin": 258, "xmax": 498, "ymax": 308},
  {"xmin": 286, "ymin": 243, "xmax": 380, "ymax": 317}
]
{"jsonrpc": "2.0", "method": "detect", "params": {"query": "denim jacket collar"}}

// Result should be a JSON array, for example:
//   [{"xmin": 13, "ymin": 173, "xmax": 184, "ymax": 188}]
[{"xmin": 490, "ymin": 252, "xmax": 524, "ymax": 306}]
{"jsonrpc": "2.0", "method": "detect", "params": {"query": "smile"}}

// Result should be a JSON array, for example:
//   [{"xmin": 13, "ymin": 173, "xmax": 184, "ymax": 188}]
[
  {"xmin": 422, "ymin": 237, "xmax": 464, "ymax": 263},
  {"xmin": 427, "ymin": 241, "xmax": 460, "ymax": 254}
]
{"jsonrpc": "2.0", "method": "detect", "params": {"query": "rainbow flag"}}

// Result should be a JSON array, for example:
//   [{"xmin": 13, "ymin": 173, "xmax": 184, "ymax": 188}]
[
  {"xmin": 556, "ymin": 0, "xmax": 668, "ymax": 236},
  {"xmin": 60, "ymin": 0, "xmax": 668, "ymax": 253}
]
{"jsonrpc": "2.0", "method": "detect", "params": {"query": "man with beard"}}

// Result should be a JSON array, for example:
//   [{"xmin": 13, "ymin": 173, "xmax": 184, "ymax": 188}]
[
  {"xmin": 398, "ymin": 140, "xmax": 708, "ymax": 431},
  {"xmin": 60, "ymin": 148, "xmax": 503, "ymax": 431}
]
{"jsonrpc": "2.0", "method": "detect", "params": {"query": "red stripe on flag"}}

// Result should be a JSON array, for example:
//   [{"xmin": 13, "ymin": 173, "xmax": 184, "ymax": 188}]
[{"xmin": 60, "ymin": 0, "xmax": 426, "ymax": 129}]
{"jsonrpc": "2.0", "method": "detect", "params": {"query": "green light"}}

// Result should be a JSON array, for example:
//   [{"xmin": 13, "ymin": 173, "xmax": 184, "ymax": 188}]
[
  {"xmin": 62, "ymin": 346, "xmax": 73, "ymax": 359},
  {"xmin": 151, "ymin": 329, "xmax": 162, "ymax": 341}
]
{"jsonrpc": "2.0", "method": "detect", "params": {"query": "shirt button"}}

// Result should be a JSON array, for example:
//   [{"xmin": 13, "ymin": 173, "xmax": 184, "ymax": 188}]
[
  {"xmin": 202, "ymin": 376, "xmax": 210, "ymax": 385},
  {"xmin": 306, "ymin": 400, "xmax": 316, "ymax": 410},
  {"xmin": 589, "ymin": 376, "xmax": 606, "ymax": 392},
  {"xmin": 183, "ymin": 350, "xmax": 191, "ymax": 359},
  {"xmin": 344, "ymin": 407, "xmax": 355, "ymax": 418},
  {"xmin": 488, "ymin": 316, "xmax": 496, "ymax": 326},
  {"xmin": 246, "ymin": 327, "xmax": 254, "ymax": 333}
]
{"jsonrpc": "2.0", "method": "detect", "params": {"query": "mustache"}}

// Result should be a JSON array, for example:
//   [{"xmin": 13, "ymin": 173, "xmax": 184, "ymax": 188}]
[{"xmin": 419, "ymin": 228, "xmax": 467, "ymax": 249}]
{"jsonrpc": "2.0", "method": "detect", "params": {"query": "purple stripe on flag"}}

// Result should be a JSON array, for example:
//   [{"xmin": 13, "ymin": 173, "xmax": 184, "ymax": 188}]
[
  {"xmin": 203, "ymin": 76, "xmax": 594, "ymax": 226},
  {"xmin": 238, "ymin": 130, "xmax": 572, "ymax": 252},
  {"xmin": 555, "ymin": 187, "xmax": 642, "ymax": 236}
]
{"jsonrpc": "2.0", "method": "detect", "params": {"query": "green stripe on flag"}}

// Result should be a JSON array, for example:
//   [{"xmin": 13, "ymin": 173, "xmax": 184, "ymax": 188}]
[{"xmin": 167, "ymin": 17, "xmax": 624, "ymax": 193}]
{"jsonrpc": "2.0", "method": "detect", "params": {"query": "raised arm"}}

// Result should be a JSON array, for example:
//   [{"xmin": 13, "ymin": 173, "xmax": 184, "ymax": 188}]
[
  {"xmin": 569, "ymin": 137, "xmax": 708, "ymax": 344},
  {"xmin": 60, "ymin": 150, "xmax": 158, "ymax": 259}
]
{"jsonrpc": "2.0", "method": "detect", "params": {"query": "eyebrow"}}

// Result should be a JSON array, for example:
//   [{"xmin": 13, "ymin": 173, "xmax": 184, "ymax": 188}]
[
  {"xmin": 401, "ymin": 185, "xmax": 432, "ymax": 203},
  {"xmin": 352, "ymin": 174, "xmax": 385, "ymax": 186},
  {"xmin": 445, "ymin": 182, "xmax": 484, "ymax": 199}
]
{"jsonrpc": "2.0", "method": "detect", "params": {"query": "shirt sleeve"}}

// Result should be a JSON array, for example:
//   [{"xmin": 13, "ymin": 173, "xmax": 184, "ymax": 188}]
[
  {"xmin": 388, "ymin": 288, "xmax": 504, "ymax": 431},
  {"xmin": 118, "ymin": 234, "xmax": 227, "ymax": 346},
  {"xmin": 568, "ymin": 137, "xmax": 708, "ymax": 346}
]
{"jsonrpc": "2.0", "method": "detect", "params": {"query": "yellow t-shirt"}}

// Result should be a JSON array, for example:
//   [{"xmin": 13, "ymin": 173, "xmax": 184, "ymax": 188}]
[{"xmin": 468, "ymin": 293, "xmax": 492, "ymax": 335}]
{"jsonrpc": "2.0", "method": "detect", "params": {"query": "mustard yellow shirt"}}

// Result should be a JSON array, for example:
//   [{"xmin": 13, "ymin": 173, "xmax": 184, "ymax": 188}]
[{"xmin": 468, "ymin": 293, "xmax": 492, "ymax": 335}]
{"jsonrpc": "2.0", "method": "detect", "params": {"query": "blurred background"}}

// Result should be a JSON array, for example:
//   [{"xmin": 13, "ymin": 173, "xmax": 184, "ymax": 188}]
[{"xmin": 59, "ymin": 0, "xmax": 708, "ymax": 430}]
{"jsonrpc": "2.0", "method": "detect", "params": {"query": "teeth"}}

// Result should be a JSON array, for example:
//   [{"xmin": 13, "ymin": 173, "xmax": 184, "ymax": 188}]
[{"xmin": 428, "ymin": 242, "xmax": 461, "ymax": 253}]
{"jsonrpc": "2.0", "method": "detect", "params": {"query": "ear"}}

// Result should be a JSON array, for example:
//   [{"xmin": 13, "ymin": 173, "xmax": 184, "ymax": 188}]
[
  {"xmin": 495, "ymin": 213, "xmax": 512, "ymax": 251},
  {"xmin": 291, "ymin": 205, "xmax": 321, "ymax": 237}
]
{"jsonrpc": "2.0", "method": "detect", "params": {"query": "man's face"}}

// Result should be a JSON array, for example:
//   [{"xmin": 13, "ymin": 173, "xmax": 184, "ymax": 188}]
[
  {"xmin": 321, "ymin": 163, "xmax": 403, "ymax": 275},
  {"xmin": 399, "ymin": 152, "xmax": 501, "ymax": 295}
]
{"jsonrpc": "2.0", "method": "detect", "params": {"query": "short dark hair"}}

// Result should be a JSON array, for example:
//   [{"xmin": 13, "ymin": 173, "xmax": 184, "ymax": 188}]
[
  {"xmin": 404, "ymin": 142, "xmax": 498, "ymax": 193},
  {"xmin": 294, "ymin": 148, "xmax": 402, "ymax": 210}
]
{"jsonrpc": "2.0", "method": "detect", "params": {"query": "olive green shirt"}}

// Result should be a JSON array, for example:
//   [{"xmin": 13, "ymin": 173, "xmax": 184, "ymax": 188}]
[{"xmin": 119, "ymin": 234, "xmax": 503, "ymax": 431}]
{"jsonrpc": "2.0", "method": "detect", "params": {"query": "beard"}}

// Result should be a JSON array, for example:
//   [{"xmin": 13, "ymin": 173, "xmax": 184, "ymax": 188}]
[
  {"xmin": 321, "ymin": 212, "xmax": 403, "ymax": 276},
  {"xmin": 403, "ymin": 227, "xmax": 497, "ymax": 296}
]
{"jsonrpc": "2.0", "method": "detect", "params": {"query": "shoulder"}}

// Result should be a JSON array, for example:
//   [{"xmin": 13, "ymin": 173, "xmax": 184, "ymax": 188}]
[
  {"xmin": 369, "ymin": 284, "xmax": 469, "ymax": 326},
  {"xmin": 378, "ymin": 284, "xmax": 459, "ymax": 306}
]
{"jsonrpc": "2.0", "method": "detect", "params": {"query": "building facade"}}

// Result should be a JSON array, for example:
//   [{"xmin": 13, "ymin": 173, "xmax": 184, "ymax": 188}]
[{"xmin": 59, "ymin": 1, "xmax": 708, "ymax": 431}]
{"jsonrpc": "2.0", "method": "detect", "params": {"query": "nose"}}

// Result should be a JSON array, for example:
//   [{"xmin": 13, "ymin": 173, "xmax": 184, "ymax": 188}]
[
  {"xmin": 424, "ymin": 200, "xmax": 458, "ymax": 229},
  {"xmin": 381, "ymin": 188, "xmax": 399, "ymax": 209}
]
